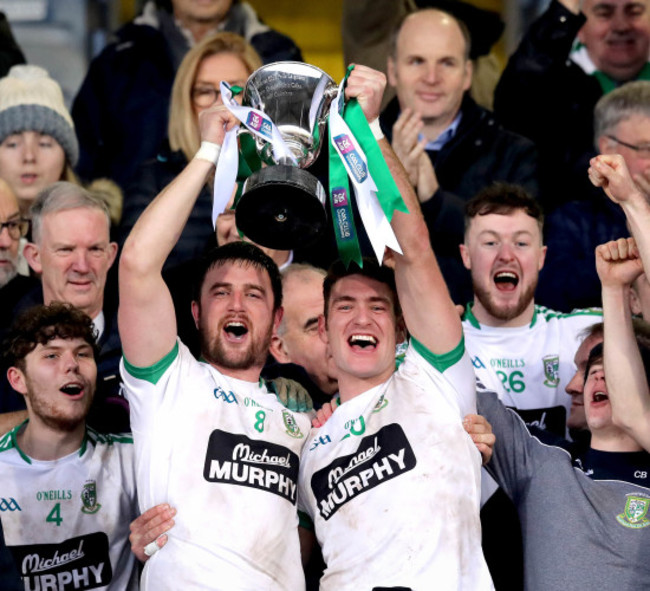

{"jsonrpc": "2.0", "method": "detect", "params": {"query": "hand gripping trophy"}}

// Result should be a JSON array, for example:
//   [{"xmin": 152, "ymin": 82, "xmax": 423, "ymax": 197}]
[{"xmin": 213, "ymin": 62, "xmax": 407, "ymax": 266}]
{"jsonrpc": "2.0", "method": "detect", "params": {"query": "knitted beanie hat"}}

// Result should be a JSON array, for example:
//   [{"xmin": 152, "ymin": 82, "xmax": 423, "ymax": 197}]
[{"xmin": 0, "ymin": 65, "xmax": 78, "ymax": 166}]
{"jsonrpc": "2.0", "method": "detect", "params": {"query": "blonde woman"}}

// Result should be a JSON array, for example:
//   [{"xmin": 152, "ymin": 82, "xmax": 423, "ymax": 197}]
[{"xmin": 120, "ymin": 32, "xmax": 262, "ymax": 269}]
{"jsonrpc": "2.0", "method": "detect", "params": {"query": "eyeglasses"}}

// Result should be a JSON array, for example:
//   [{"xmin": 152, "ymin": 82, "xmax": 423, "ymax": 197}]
[
  {"xmin": 0, "ymin": 219, "xmax": 29, "ymax": 240},
  {"xmin": 606, "ymin": 135, "xmax": 650, "ymax": 158},
  {"xmin": 191, "ymin": 86, "xmax": 221, "ymax": 108}
]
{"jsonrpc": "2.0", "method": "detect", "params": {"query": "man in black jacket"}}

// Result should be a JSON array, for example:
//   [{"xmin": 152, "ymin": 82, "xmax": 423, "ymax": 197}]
[
  {"xmin": 382, "ymin": 8, "xmax": 539, "ymax": 304},
  {"xmin": 494, "ymin": 0, "xmax": 650, "ymax": 210}
]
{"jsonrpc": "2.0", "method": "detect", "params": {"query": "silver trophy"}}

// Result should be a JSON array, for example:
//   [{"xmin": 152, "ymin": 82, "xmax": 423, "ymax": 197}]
[{"xmin": 235, "ymin": 62, "xmax": 338, "ymax": 250}]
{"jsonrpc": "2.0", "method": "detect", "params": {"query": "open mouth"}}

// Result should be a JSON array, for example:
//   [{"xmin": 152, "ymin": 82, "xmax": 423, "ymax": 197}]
[
  {"xmin": 494, "ymin": 271, "xmax": 519, "ymax": 291},
  {"xmin": 60, "ymin": 382, "xmax": 83, "ymax": 397},
  {"xmin": 593, "ymin": 391, "xmax": 609, "ymax": 403},
  {"xmin": 224, "ymin": 321, "xmax": 248, "ymax": 339},
  {"xmin": 348, "ymin": 334, "xmax": 378, "ymax": 350}
]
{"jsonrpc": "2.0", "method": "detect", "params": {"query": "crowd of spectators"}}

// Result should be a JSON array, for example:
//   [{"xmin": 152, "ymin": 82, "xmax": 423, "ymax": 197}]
[{"xmin": 1, "ymin": 0, "xmax": 650, "ymax": 589}]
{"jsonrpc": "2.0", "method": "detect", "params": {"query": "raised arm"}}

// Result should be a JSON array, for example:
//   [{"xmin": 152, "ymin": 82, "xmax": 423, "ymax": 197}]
[
  {"xmin": 118, "ymin": 107, "xmax": 238, "ymax": 366},
  {"xmin": 596, "ymin": 237, "xmax": 650, "ymax": 450},
  {"xmin": 589, "ymin": 154, "xmax": 650, "ymax": 272},
  {"xmin": 344, "ymin": 65, "xmax": 462, "ymax": 354}
]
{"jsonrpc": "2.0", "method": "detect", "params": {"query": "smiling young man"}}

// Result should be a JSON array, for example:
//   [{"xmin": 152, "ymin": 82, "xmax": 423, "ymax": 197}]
[
  {"xmin": 0, "ymin": 303, "xmax": 138, "ymax": 589},
  {"xmin": 118, "ymin": 98, "xmax": 312, "ymax": 587},
  {"xmin": 460, "ymin": 183, "xmax": 602, "ymax": 437},
  {"xmin": 296, "ymin": 68, "xmax": 492, "ymax": 590},
  {"xmin": 477, "ymin": 317, "xmax": 650, "ymax": 589}
]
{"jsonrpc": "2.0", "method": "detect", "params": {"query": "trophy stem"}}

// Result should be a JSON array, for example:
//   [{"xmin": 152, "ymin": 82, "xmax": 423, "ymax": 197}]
[{"xmin": 236, "ymin": 165, "xmax": 327, "ymax": 250}]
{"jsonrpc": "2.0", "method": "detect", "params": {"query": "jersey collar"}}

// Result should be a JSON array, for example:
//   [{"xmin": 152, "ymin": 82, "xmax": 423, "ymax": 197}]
[
  {"xmin": 462, "ymin": 302, "xmax": 538, "ymax": 329},
  {"xmin": 5, "ymin": 420, "xmax": 90, "ymax": 465},
  {"xmin": 574, "ymin": 448, "xmax": 650, "ymax": 484}
]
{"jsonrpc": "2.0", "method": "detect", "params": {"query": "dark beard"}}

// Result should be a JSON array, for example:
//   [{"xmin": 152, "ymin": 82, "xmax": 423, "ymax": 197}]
[
  {"xmin": 473, "ymin": 278, "xmax": 537, "ymax": 323},
  {"xmin": 201, "ymin": 323, "xmax": 273, "ymax": 371}
]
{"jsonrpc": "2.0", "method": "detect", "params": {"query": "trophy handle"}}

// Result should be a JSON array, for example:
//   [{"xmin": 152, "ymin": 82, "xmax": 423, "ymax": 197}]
[
  {"xmin": 324, "ymin": 85, "xmax": 339, "ymax": 101},
  {"xmin": 236, "ymin": 126, "xmax": 275, "ymax": 166},
  {"xmin": 236, "ymin": 126, "xmax": 252, "ymax": 140}
]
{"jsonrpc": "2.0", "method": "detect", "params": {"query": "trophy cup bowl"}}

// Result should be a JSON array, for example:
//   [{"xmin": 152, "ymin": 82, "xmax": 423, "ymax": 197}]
[{"xmin": 235, "ymin": 62, "xmax": 337, "ymax": 250}]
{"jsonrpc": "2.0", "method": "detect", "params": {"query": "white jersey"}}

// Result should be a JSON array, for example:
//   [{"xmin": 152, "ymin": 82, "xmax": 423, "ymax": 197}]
[
  {"xmin": 463, "ymin": 304, "xmax": 602, "ymax": 436},
  {"xmin": 298, "ymin": 339, "xmax": 493, "ymax": 591},
  {"xmin": 0, "ymin": 424, "xmax": 138, "ymax": 590},
  {"xmin": 121, "ymin": 340, "xmax": 312, "ymax": 591}
]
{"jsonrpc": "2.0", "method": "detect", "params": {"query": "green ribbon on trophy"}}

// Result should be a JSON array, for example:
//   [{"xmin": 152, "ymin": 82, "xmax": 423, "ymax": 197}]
[
  {"xmin": 328, "ymin": 64, "xmax": 408, "ymax": 267},
  {"xmin": 328, "ymin": 123, "xmax": 360, "ymax": 266}
]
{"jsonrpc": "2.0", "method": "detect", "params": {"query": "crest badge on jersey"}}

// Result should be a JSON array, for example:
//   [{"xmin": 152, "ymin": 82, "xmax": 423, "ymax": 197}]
[
  {"xmin": 282, "ymin": 410, "xmax": 304, "ymax": 439},
  {"xmin": 80, "ymin": 481, "xmax": 101, "ymax": 514},
  {"xmin": 542, "ymin": 354, "xmax": 560, "ymax": 387},
  {"xmin": 616, "ymin": 495, "xmax": 650, "ymax": 529}
]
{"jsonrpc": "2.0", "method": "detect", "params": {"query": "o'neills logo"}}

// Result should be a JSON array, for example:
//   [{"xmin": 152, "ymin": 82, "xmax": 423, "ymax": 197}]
[
  {"xmin": 311, "ymin": 423, "xmax": 416, "ymax": 520},
  {"xmin": 10, "ymin": 532, "xmax": 112, "ymax": 590},
  {"xmin": 203, "ymin": 430, "xmax": 300, "ymax": 504},
  {"xmin": 334, "ymin": 134, "xmax": 368, "ymax": 183}
]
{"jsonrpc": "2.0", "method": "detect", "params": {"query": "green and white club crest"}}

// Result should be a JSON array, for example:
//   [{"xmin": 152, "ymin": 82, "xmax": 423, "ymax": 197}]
[
  {"xmin": 542, "ymin": 354, "xmax": 560, "ymax": 387},
  {"xmin": 81, "ymin": 481, "xmax": 101, "ymax": 514},
  {"xmin": 283, "ymin": 410, "xmax": 304, "ymax": 439},
  {"xmin": 616, "ymin": 495, "xmax": 650, "ymax": 529}
]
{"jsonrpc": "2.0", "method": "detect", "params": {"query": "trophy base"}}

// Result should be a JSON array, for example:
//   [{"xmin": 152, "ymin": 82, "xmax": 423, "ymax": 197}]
[{"xmin": 236, "ymin": 165, "xmax": 327, "ymax": 251}]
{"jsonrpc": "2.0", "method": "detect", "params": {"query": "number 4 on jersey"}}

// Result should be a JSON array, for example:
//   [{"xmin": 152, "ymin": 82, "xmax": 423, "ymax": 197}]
[{"xmin": 46, "ymin": 502, "xmax": 63, "ymax": 526}]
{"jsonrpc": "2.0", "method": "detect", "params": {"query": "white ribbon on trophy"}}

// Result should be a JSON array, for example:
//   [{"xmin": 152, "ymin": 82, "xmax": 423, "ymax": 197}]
[
  {"xmin": 328, "ymin": 79, "xmax": 402, "ymax": 263},
  {"xmin": 211, "ymin": 81, "xmax": 297, "ymax": 228}
]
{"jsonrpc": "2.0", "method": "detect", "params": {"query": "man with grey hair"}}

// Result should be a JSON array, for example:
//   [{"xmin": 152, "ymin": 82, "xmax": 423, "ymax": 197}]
[
  {"xmin": 537, "ymin": 81, "xmax": 650, "ymax": 311},
  {"xmin": 24, "ymin": 182, "xmax": 118, "ymax": 321},
  {"xmin": 0, "ymin": 181, "xmax": 127, "ymax": 434}
]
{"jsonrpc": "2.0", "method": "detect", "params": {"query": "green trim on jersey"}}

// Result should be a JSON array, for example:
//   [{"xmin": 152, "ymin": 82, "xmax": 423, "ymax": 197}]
[
  {"xmin": 0, "ymin": 423, "xmax": 130, "ymax": 464},
  {"xmin": 463, "ymin": 302, "xmax": 540, "ymax": 329},
  {"xmin": 0, "ymin": 420, "xmax": 31, "ymax": 464},
  {"xmin": 123, "ymin": 342, "xmax": 180, "ymax": 385},
  {"xmin": 298, "ymin": 510, "xmax": 314, "ymax": 531},
  {"xmin": 463, "ymin": 302, "xmax": 602, "ymax": 329},
  {"xmin": 411, "ymin": 335, "xmax": 464, "ymax": 373},
  {"xmin": 532, "ymin": 305, "xmax": 602, "ymax": 327},
  {"xmin": 86, "ymin": 427, "xmax": 133, "ymax": 447},
  {"xmin": 462, "ymin": 303, "xmax": 481, "ymax": 329}
]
